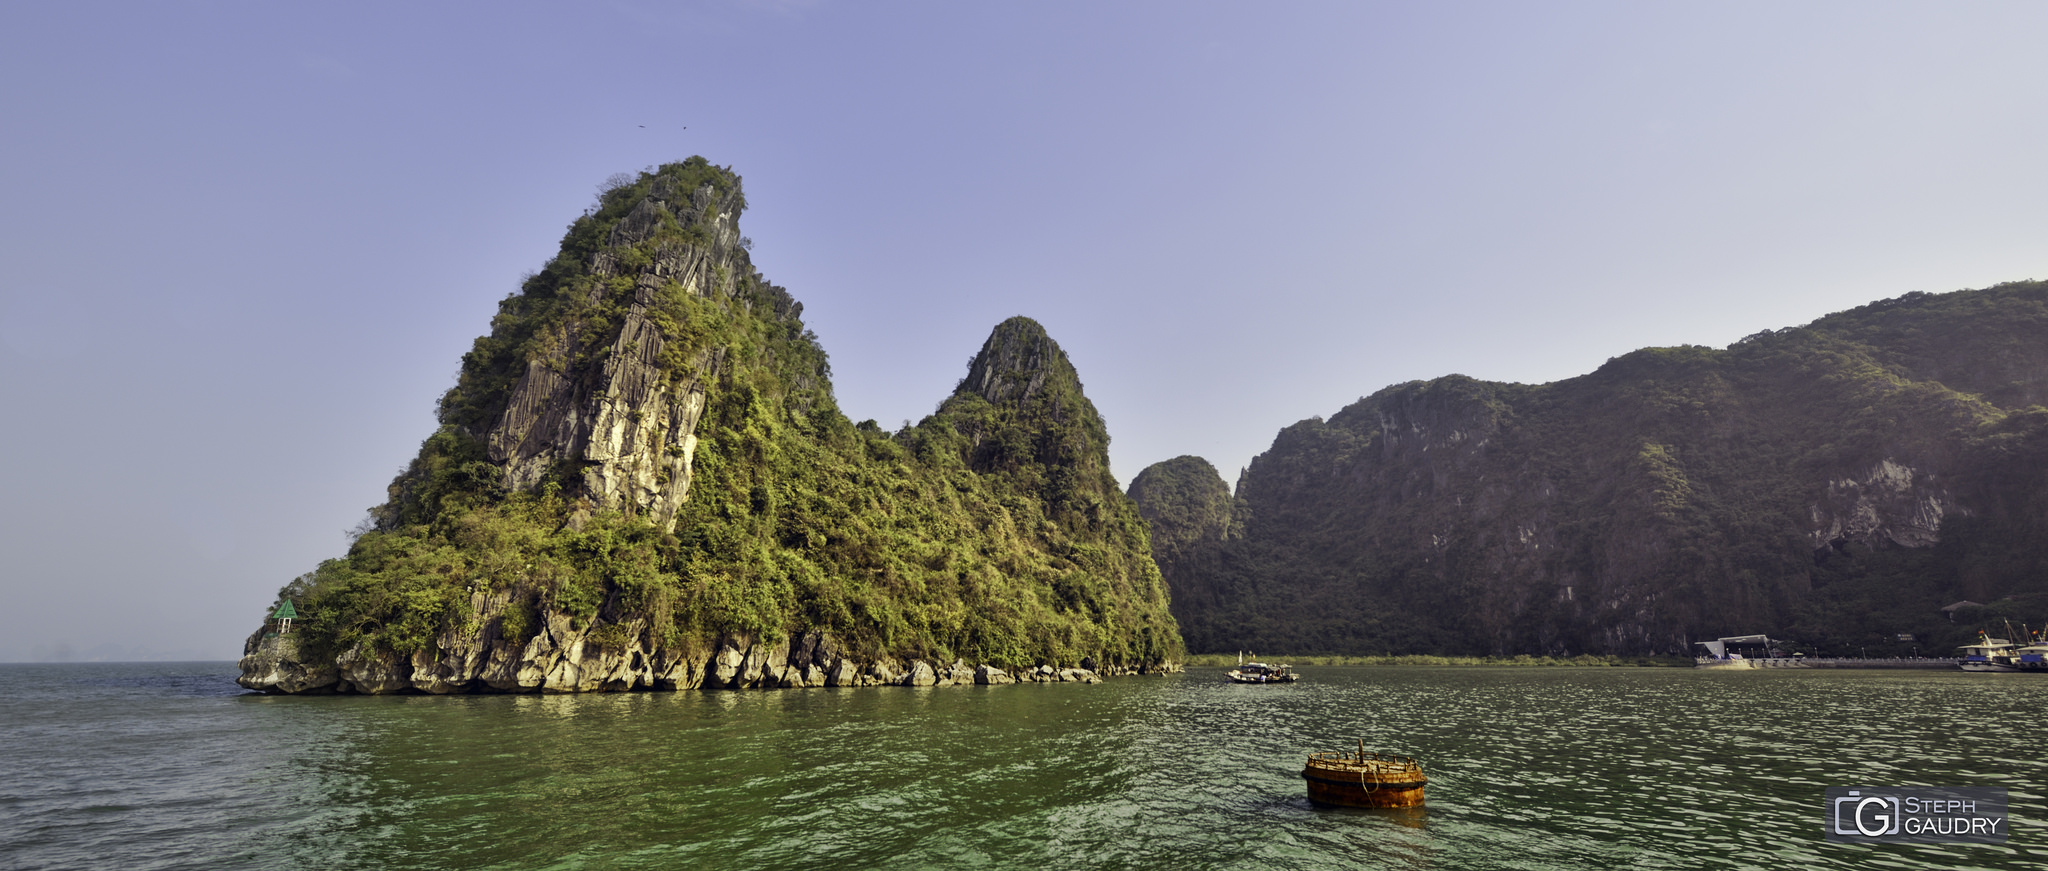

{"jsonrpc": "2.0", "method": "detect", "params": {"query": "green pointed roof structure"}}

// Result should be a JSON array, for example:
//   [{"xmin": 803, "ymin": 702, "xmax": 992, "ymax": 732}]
[{"xmin": 272, "ymin": 601, "xmax": 298, "ymax": 620}]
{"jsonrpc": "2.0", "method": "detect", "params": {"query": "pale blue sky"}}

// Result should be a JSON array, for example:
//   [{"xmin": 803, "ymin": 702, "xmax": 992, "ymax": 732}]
[{"xmin": 4, "ymin": 2, "xmax": 2045, "ymax": 660}]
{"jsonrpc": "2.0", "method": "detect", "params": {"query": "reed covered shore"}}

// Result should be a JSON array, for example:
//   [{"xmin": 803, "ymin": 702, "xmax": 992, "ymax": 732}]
[{"xmin": 1184, "ymin": 653, "xmax": 1693, "ymax": 668}]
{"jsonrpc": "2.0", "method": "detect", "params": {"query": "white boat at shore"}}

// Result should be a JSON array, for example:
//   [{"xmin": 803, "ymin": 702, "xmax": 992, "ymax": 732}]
[
  {"xmin": 2014, "ymin": 641, "xmax": 2048, "ymax": 671},
  {"xmin": 1225, "ymin": 652, "xmax": 1300, "ymax": 683},
  {"xmin": 1226, "ymin": 661, "xmax": 1300, "ymax": 683},
  {"xmin": 1957, "ymin": 636, "xmax": 2019, "ymax": 672}
]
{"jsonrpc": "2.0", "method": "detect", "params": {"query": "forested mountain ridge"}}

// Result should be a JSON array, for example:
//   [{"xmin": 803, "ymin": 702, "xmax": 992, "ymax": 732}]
[
  {"xmin": 240, "ymin": 159, "xmax": 1181, "ymax": 694},
  {"xmin": 1135, "ymin": 282, "xmax": 2048, "ymax": 657}
]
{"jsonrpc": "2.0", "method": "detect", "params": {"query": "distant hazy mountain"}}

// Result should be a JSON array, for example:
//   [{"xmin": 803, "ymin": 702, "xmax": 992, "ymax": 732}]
[{"xmin": 1134, "ymin": 282, "xmax": 2048, "ymax": 656}]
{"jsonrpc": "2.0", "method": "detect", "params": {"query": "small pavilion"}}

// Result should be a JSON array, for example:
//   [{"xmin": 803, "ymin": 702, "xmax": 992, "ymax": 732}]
[{"xmin": 272, "ymin": 600, "xmax": 298, "ymax": 634}]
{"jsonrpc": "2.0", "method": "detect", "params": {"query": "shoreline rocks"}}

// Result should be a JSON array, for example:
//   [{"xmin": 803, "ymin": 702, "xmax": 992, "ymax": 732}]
[{"xmin": 237, "ymin": 614, "xmax": 1180, "ymax": 696}]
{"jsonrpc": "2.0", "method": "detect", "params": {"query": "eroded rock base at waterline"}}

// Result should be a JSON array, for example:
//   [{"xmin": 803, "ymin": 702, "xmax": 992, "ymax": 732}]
[{"xmin": 238, "ymin": 623, "xmax": 1176, "ymax": 695}]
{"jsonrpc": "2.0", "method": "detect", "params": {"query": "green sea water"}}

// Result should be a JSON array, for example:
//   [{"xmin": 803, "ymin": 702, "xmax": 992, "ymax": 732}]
[{"xmin": 2, "ymin": 662, "xmax": 2043, "ymax": 870}]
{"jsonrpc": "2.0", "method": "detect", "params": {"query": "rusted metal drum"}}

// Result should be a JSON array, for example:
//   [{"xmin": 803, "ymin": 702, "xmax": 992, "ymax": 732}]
[{"xmin": 1302, "ymin": 744, "xmax": 1427, "ymax": 808}]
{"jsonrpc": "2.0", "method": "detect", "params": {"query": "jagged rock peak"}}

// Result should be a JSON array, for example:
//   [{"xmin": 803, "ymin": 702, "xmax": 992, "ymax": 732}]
[
  {"xmin": 960, "ymin": 316, "xmax": 1078, "ymax": 406},
  {"xmin": 394, "ymin": 157, "xmax": 807, "ymax": 536}
]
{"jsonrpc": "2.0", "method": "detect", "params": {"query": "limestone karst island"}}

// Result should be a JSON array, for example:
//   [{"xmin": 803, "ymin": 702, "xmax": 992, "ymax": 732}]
[
  {"xmin": 241, "ymin": 158, "xmax": 2048, "ymax": 693},
  {"xmin": 239, "ymin": 158, "xmax": 1182, "ymax": 693}
]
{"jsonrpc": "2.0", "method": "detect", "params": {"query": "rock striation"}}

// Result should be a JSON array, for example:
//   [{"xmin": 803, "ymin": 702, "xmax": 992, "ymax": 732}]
[{"xmin": 1136, "ymin": 282, "xmax": 2048, "ymax": 657}]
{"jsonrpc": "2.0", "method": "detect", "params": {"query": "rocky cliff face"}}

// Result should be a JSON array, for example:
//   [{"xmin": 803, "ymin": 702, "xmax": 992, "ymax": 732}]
[
  {"xmin": 241, "ymin": 160, "xmax": 1181, "ymax": 693},
  {"xmin": 240, "ymin": 614, "xmax": 1124, "ymax": 695},
  {"xmin": 471, "ymin": 176, "xmax": 753, "ymax": 532},
  {"xmin": 1808, "ymin": 458, "xmax": 1955, "ymax": 550},
  {"xmin": 961, "ymin": 317, "xmax": 1065, "ymax": 405},
  {"xmin": 1136, "ymin": 282, "xmax": 2048, "ymax": 656}
]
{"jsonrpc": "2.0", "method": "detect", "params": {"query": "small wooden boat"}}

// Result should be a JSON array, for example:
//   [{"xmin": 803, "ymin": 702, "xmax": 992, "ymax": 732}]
[
  {"xmin": 1225, "ymin": 661, "xmax": 1299, "ymax": 683},
  {"xmin": 1302, "ymin": 740, "xmax": 1427, "ymax": 808}
]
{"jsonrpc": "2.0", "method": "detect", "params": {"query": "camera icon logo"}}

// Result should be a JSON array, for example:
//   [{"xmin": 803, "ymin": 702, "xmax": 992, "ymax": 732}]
[{"xmin": 1833, "ymin": 791, "xmax": 1902, "ymax": 837}]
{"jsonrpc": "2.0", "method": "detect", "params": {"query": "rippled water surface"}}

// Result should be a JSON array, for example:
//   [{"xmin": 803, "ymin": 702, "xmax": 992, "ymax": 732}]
[{"xmin": 3, "ymin": 663, "xmax": 2045, "ymax": 869}]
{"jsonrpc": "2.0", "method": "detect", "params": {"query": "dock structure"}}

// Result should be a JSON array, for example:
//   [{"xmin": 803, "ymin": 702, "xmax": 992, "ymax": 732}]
[{"xmin": 1694, "ymin": 634, "xmax": 1783, "ymax": 668}]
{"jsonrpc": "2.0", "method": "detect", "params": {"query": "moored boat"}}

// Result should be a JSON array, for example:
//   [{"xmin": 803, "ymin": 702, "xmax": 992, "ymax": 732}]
[
  {"xmin": 1957, "ymin": 635, "xmax": 2019, "ymax": 672},
  {"xmin": 2008, "ymin": 625, "xmax": 2048, "ymax": 672},
  {"xmin": 1303, "ymin": 741, "xmax": 1427, "ymax": 808},
  {"xmin": 1225, "ymin": 661, "xmax": 1299, "ymax": 683},
  {"xmin": 2013, "ymin": 641, "xmax": 2048, "ymax": 671}
]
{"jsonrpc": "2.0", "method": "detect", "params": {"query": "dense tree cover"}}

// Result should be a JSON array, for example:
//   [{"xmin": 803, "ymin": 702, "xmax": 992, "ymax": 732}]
[
  {"xmin": 1127, "ymin": 456, "xmax": 1236, "ymax": 564},
  {"xmin": 266, "ymin": 160, "xmax": 1181, "ymax": 672},
  {"xmin": 1138, "ymin": 282, "xmax": 2048, "ymax": 657},
  {"xmin": 1126, "ymin": 456, "xmax": 1238, "ymax": 628}
]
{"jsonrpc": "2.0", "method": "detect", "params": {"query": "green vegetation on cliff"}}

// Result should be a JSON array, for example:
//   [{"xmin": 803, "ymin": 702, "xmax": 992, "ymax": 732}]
[
  {"xmin": 262, "ymin": 159, "xmax": 1181, "ymax": 676},
  {"xmin": 1136, "ymin": 282, "xmax": 2048, "ymax": 658},
  {"xmin": 1126, "ymin": 456, "xmax": 1238, "ymax": 626},
  {"xmin": 1127, "ymin": 456, "xmax": 1236, "ymax": 564}
]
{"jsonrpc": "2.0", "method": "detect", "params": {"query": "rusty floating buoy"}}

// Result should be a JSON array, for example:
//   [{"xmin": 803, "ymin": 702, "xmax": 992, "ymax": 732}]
[{"xmin": 1302, "ymin": 739, "xmax": 1427, "ymax": 808}]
